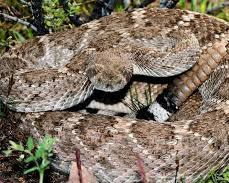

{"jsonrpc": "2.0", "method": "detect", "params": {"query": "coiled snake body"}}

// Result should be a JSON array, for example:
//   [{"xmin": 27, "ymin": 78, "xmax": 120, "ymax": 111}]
[{"xmin": 0, "ymin": 8, "xmax": 229, "ymax": 182}]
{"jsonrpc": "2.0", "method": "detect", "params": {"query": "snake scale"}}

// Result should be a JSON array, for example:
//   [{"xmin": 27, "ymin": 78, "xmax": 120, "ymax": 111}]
[{"xmin": 0, "ymin": 7, "xmax": 229, "ymax": 182}]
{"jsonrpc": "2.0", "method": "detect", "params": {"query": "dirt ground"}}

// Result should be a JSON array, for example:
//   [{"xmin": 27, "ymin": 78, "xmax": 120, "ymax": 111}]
[{"xmin": 0, "ymin": 112, "xmax": 68, "ymax": 183}]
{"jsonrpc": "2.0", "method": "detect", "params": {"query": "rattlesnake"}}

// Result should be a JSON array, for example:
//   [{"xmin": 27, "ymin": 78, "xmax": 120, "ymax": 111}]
[{"xmin": 0, "ymin": 8, "xmax": 229, "ymax": 182}]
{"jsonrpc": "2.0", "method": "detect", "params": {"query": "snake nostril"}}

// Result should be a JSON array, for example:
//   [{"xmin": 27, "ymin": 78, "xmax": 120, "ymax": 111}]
[
  {"xmin": 106, "ymin": 84, "xmax": 113, "ymax": 89},
  {"xmin": 97, "ymin": 78, "xmax": 102, "ymax": 82}
]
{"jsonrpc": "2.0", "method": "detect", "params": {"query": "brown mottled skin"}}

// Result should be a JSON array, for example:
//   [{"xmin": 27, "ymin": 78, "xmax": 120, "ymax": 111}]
[
  {"xmin": 1, "ymin": 8, "xmax": 228, "ymax": 112},
  {"xmin": 0, "ymin": 7, "xmax": 229, "ymax": 182}
]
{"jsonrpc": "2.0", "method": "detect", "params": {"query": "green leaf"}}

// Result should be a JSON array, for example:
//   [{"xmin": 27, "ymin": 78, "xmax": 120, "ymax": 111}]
[
  {"xmin": 40, "ymin": 135, "xmax": 55, "ymax": 152},
  {"xmin": 40, "ymin": 159, "xmax": 50, "ymax": 169},
  {"xmin": 24, "ymin": 156, "xmax": 35, "ymax": 163},
  {"xmin": 179, "ymin": 0, "xmax": 186, "ymax": 10},
  {"xmin": 24, "ymin": 167, "xmax": 39, "ymax": 174},
  {"xmin": 115, "ymin": 2, "xmax": 125, "ymax": 12},
  {"xmin": 217, "ymin": 12, "xmax": 226, "ymax": 20},
  {"xmin": 9, "ymin": 141, "xmax": 24, "ymax": 151},
  {"xmin": 26, "ymin": 137, "xmax": 34, "ymax": 151},
  {"xmin": 26, "ymin": 29, "xmax": 34, "ymax": 39},
  {"xmin": 35, "ymin": 148, "xmax": 42, "ymax": 159},
  {"xmin": 200, "ymin": 0, "xmax": 208, "ymax": 13},
  {"xmin": 3, "ymin": 149, "xmax": 12, "ymax": 157},
  {"xmin": 17, "ymin": 154, "xmax": 25, "ymax": 161},
  {"xmin": 190, "ymin": 0, "xmax": 197, "ymax": 11},
  {"xmin": 46, "ymin": 20, "xmax": 52, "ymax": 27},
  {"xmin": 11, "ymin": 30, "xmax": 26, "ymax": 43}
]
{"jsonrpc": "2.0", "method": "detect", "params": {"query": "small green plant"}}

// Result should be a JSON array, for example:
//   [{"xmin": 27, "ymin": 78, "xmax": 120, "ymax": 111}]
[
  {"xmin": 42, "ymin": 0, "xmax": 93, "ymax": 31},
  {"xmin": 43, "ymin": 0, "xmax": 68, "ymax": 30},
  {"xmin": 129, "ymin": 83, "xmax": 153, "ymax": 112},
  {"xmin": 195, "ymin": 165, "xmax": 229, "ymax": 183},
  {"xmin": 3, "ymin": 135, "xmax": 55, "ymax": 183},
  {"xmin": 178, "ymin": 0, "xmax": 229, "ymax": 22},
  {"xmin": 115, "ymin": 2, "xmax": 125, "ymax": 12}
]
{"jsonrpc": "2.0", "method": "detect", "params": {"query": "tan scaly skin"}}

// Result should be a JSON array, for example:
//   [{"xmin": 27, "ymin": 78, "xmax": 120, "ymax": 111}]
[
  {"xmin": 1, "ymin": 8, "xmax": 228, "ymax": 113},
  {"xmin": 0, "ymin": 8, "xmax": 229, "ymax": 182}
]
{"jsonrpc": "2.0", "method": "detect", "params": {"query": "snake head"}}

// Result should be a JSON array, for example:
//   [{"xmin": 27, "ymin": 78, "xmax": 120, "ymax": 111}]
[{"xmin": 86, "ymin": 50, "xmax": 133, "ymax": 92}]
